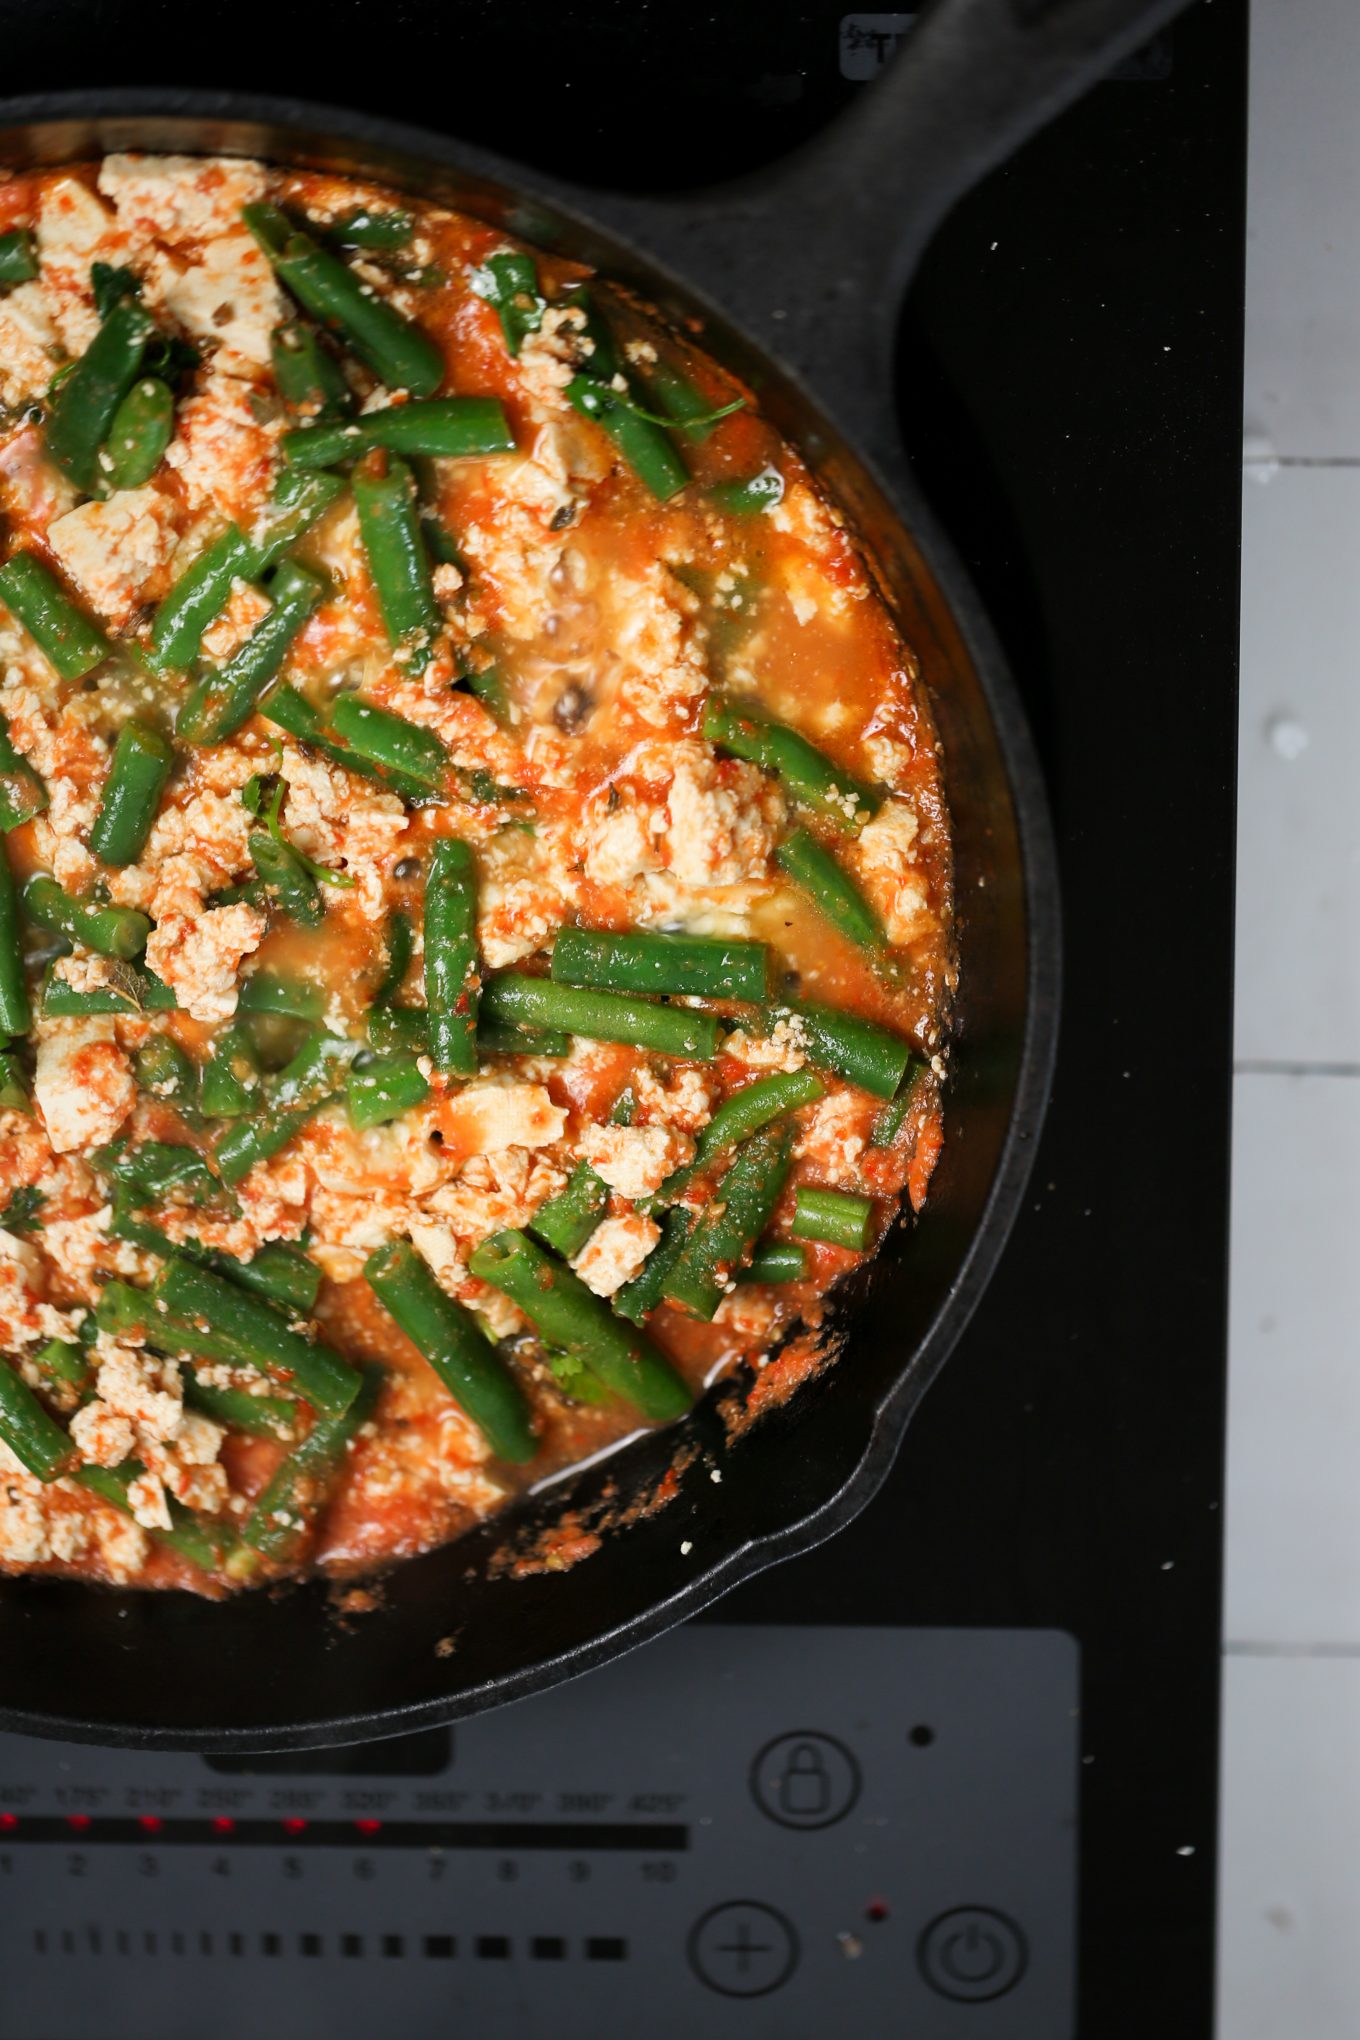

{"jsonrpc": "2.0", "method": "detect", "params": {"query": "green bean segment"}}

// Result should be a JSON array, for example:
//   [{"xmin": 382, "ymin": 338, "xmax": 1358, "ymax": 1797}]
[
  {"xmin": 24, "ymin": 874, "xmax": 150, "ymax": 960},
  {"xmin": 0, "ymin": 1359, "xmax": 73, "ymax": 1480},
  {"xmin": 467, "ymin": 1229, "xmax": 692, "ymax": 1422},
  {"xmin": 775, "ymin": 1001, "xmax": 915, "ymax": 1101},
  {"xmin": 662, "ymin": 1122, "xmax": 795, "ymax": 1320},
  {"xmin": 184, "ymin": 1370, "xmax": 300, "ymax": 1439},
  {"xmin": 482, "ymin": 974, "xmax": 720, "ymax": 1062},
  {"xmin": 0, "ymin": 836, "xmax": 29, "ymax": 1037},
  {"xmin": 776, "ymin": 827, "xmax": 887, "ymax": 955},
  {"xmin": 0, "ymin": 710, "xmax": 47, "ymax": 832},
  {"xmin": 270, "ymin": 319, "xmax": 355, "ymax": 420},
  {"xmin": 347, "ymin": 1051, "xmax": 430, "ymax": 1129},
  {"xmin": 652, "ymin": 1067, "xmax": 823, "ymax": 1209},
  {"xmin": 702, "ymin": 697, "xmax": 878, "ymax": 832},
  {"xmin": 352, "ymin": 456, "xmax": 442, "ymax": 670},
  {"xmin": 179, "ymin": 561, "xmax": 325, "ymax": 743},
  {"xmin": 244, "ymin": 203, "xmax": 443, "ymax": 396},
  {"xmin": 739, "ymin": 1241, "xmax": 808, "ymax": 1284},
  {"xmin": 566, "ymin": 376, "xmax": 689, "ymax": 501},
  {"xmin": 102, "ymin": 376, "xmax": 174, "ymax": 489},
  {"xmin": 0, "ymin": 553, "xmax": 109, "ymax": 681},
  {"xmin": 551, "ymin": 925, "xmax": 767, "ymax": 1002},
  {"xmin": 330, "ymin": 694, "xmax": 449, "ymax": 789},
  {"xmin": 74, "ymin": 1462, "xmax": 236, "ymax": 1573},
  {"xmin": 89, "ymin": 721, "xmax": 174, "ymax": 866},
  {"xmin": 424, "ymin": 836, "xmax": 479, "ymax": 1074},
  {"xmin": 45, "ymin": 296, "xmax": 156, "ymax": 492},
  {"xmin": 283, "ymin": 397, "xmax": 514, "ymax": 469},
  {"xmin": 791, "ymin": 1186, "xmax": 874, "ymax": 1251},
  {"xmin": 528, "ymin": 1161, "xmax": 610, "ymax": 1259},
  {"xmin": 365, "ymin": 1240, "xmax": 535, "ymax": 1462},
  {"xmin": 148, "ymin": 524, "xmax": 254, "ymax": 673},
  {"xmin": 242, "ymin": 1364, "xmax": 384, "ymax": 1562},
  {"xmin": 154, "ymin": 1255, "xmax": 361, "ymax": 1416}
]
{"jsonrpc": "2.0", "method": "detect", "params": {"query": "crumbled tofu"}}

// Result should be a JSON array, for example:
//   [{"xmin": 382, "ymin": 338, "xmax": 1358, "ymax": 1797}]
[
  {"xmin": 426, "ymin": 1148, "xmax": 566, "ymax": 1239},
  {"xmin": 796, "ymin": 1090, "xmax": 873, "ymax": 1188},
  {"xmin": 0, "ymin": 283, "xmax": 61, "ymax": 412},
  {"xmin": 143, "ymin": 900, "xmax": 265, "ymax": 1023},
  {"xmin": 69, "ymin": 1399, "xmax": 137, "ymax": 1468},
  {"xmin": 0, "ymin": 1477, "xmax": 54, "ymax": 1565},
  {"xmin": 665, "ymin": 742, "xmax": 782, "ymax": 889},
  {"xmin": 853, "ymin": 797, "xmax": 933, "ymax": 947},
  {"xmin": 164, "ymin": 366, "xmax": 279, "ymax": 522},
  {"xmin": 572, "ymin": 1212, "xmax": 660, "ymax": 1296},
  {"xmin": 439, "ymin": 1083, "xmax": 567, "ymax": 1157},
  {"xmin": 125, "ymin": 1468, "xmax": 172, "ymax": 1532},
  {"xmin": 34, "ymin": 1018, "xmax": 136, "ymax": 1153},
  {"xmin": 94, "ymin": 1344, "xmax": 183, "ymax": 1441},
  {"xmin": 36, "ymin": 176, "xmax": 139, "ymax": 352},
  {"xmin": 45, "ymin": 487, "xmax": 178, "ymax": 628},
  {"xmin": 601, "ymin": 563, "xmax": 709, "ymax": 728},
  {"xmin": 408, "ymin": 1219, "xmax": 467, "ymax": 1290},
  {"xmin": 578, "ymin": 1122, "xmax": 694, "ymax": 1199},
  {"xmin": 477, "ymin": 868, "xmax": 566, "ymax": 968},
  {"xmin": 153, "ymin": 233, "xmax": 285, "ymax": 374}
]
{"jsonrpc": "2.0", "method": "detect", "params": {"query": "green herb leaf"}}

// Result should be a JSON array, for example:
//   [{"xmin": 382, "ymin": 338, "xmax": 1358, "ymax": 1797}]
[{"xmin": 0, "ymin": 1184, "xmax": 46, "ymax": 1234}]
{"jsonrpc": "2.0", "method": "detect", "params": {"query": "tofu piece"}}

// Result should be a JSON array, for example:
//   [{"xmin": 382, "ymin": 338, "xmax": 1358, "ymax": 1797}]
[
  {"xmin": 46, "ymin": 487, "xmax": 178, "ymax": 627},
  {"xmin": 33, "ymin": 1018, "xmax": 136, "ymax": 1154},
  {"xmin": 439, "ymin": 1083, "xmax": 567, "ymax": 1157},
  {"xmin": 853, "ymin": 797, "xmax": 933, "ymax": 947},
  {"xmin": 36, "ymin": 176, "xmax": 140, "ymax": 352},
  {"xmin": 572, "ymin": 1211, "xmax": 660, "ymax": 1296},
  {"xmin": 577, "ymin": 1122, "xmax": 694, "ymax": 1199},
  {"xmin": 153, "ymin": 233, "xmax": 285, "ymax": 375},
  {"xmin": 0, "ymin": 283, "xmax": 61, "ymax": 413},
  {"xmin": 97, "ymin": 154, "xmax": 268, "ymax": 243},
  {"xmin": 665, "ymin": 743, "xmax": 781, "ymax": 889},
  {"xmin": 163, "ymin": 366, "xmax": 280, "ymax": 524},
  {"xmin": 143, "ymin": 900, "xmax": 265, "ymax": 1024}
]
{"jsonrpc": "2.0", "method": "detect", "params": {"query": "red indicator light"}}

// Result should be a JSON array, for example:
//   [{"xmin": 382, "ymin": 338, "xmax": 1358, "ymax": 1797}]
[
  {"xmin": 66, "ymin": 1814, "xmax": 91, "ymax": 1832},
  {"xmin": 211, "ymin": 1816, "xmax": 236, "ymax": 1836},
  {"xmin": 138, "ymin": 1815, "xmax": 162, "ymax": 1835},
  {"xmin": 281, "ymin": 1817, "xmax": 308, "ymax": 1836},
  {"xmin": 354, "ymin": 1818, "xmax": 382, "ymax": 1836},
  {"xmin": 865, "ymin": 1898, "xmax": 890, "ymax": 1924},
  {"xmin": 0, "ymin": 1812, "xmax": 18, "ymax": 1834}
]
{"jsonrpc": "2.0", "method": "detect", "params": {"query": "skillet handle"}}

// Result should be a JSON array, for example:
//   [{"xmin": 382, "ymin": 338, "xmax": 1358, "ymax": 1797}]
[{"xmin": 553, "ymin": 0, "xmax": 1189, "ymax": 446}]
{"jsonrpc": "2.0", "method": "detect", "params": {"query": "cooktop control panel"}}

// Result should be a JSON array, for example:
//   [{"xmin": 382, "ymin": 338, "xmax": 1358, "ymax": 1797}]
[{"xmin": 0, "ymin": 1626, "xmax": 1077, "ymax": 2039}]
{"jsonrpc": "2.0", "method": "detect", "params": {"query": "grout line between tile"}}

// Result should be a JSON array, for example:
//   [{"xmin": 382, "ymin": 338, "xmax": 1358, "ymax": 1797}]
[
  {"xmin": 1224, "ymin": 1641, "xmax": 1360, "ymax": 1660},
  {"xmin": 1233, "ymin": 1061, "xmax": 1360, "ymax": 1078}
]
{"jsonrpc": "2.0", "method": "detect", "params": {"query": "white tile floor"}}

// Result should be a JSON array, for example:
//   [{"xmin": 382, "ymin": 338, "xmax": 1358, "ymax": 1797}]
[{"xmin": 1221, "ymin": 0, "xmax": 1360, "ymax": 2033}]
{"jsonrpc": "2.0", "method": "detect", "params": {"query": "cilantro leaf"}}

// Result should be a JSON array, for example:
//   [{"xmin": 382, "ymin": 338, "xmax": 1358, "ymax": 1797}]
[{"xmin": 0, "ymin": 1185, "xmax": 45, "ymax": 1234}]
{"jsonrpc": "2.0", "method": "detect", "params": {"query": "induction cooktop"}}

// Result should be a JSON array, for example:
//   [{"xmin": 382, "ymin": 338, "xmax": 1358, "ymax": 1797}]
[{"xmin": 0, "ymin": 4, "xmax": 1242, "ymax": 2036}]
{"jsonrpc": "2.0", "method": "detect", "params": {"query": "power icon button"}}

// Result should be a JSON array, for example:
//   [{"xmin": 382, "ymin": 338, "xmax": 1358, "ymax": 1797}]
[{"xmin": 917, "ymin": 1907, "xmax": 1028, "ymax": 2002}]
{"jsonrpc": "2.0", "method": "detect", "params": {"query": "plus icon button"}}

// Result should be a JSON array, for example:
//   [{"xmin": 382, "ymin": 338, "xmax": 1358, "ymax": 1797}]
[{"xmin": 688, "ymin": 1901, "xmax": 800, "ymax": 1997}]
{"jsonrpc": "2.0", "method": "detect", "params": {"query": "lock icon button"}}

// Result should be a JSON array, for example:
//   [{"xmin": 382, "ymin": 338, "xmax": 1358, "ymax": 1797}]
[
  {"xmin": 777, "ymin": 1742, "xmax": 831, "ymax": 1819},
  {"xmin": 750, "ymin": 1732, "xmax": 861, "ymax": 1830}
]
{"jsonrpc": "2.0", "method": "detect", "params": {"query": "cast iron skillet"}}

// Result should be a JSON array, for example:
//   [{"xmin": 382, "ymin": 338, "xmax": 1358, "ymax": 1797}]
[{"xmin": 0, "ymin": 0, "xmax": 1178, "ymax": 1748}]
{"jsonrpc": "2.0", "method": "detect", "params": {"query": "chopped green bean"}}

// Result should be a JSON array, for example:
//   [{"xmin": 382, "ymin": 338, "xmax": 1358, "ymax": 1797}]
[
  {"xmin": 775, "ymin": 1000, "xmax": 915, "ymax": 1101},
  {"xmin": 551, "ymin": 925, "xmax": 767, "ymax": 1002},
  {"xmin": 244, "ymin": 202, "xmax": 443, "ymax": 397},
  {"xmin": 708, "ymin": 466, "xmax": 785, "ymax": 516},
  {"xmin": 482, "ymin": 973, "xmax": 720, "ymax": 1061},
  {"xmin": 0, "ymin": 553, "xmax": 109, "ymax": 681},
  {"xmin": 148, "ymin": 523, "xmax": 255, "ymax": 674},
  {"xmin": 776, "ymin": 827, "xmax": 887, "ymax": 954},
  {"xmin": 0, "ymin": 710, "xmax": 46, "ymax": 832},
  {"xmin": 651, "ymin": 1067, "xmax": 823, "ymax": 1209},
  {"xmin": 89, "ymin": 720, "xmax": 174, "ymax": 866},
  {"xmin": 472, "ymin": 249, "xmax": 544, "ymax": 356},
  {"xmin": 74, "ymin": 1461, "xmax": 236, "ymax": 1573},
  {"xmin": 132, "ymin": 1033, "xmax": 198, "ymax": 1115},
  {"xmin": 0, "ymin": 1359, "xmax": 72, "ymax": 1480},
  {"xmin": 702, "ymin": 696, "xmax": 878, "ymax": 832},
  {"xmin": 23, "ymin": 874, "xmax": 150, "ymax": 960},
  {"xmin": 528, "ymin": 1160, "xmax": 609, "ymax": 1259},
  {"xmin": 283, "ymin": 397, "xmax": 514, "ymax": 469},
  {"xmin": 662, "ymin": 1122, "xmax": 795, "ymax": 1320},
  {"xmin": 790, "ymin": 1186, "xmax": 874, "ymax": 1251},
  {"xmin": 613, "ymin": 1206, "xmax": 695, "ymax": 1325},
  {"xmin": 424, "ymin": 835, "xmax": 479, "ymax": 1075},
  {"xmin": 329, "ymin": 207, "xmax": 415, "ymax": 251},
  {"xmin": 154, "ymin": 1254, "xmax": 361, "ymax": 1415},
  {"xmin": 45, "ymin": 296, "xmax": 156, "ymax": 492},
  {"xmin": 0, "ymin": 228, "xmax": 38, "ymax": 286},
  {"xmin": 249, "ymin": 467, "xmax": 347, "ymax": 574},
  {"xmin": 365, "ymin": 1240, "xmax": 535, "ymax": 1462},
  {"xmin": 329, "ymin": 693, "xmax": 449, "ymax": 789},
  {"xmin": 346, "ymin": 1051, "xmax": 430, "ymax": 1129},
  {"xmin": 237, "ymin": 972, "xmax": 324, "ymax": 1023},
  {"xmin": 0, "ymin": 836, "xmax": 28, "ymax": 1037},
  {"xmin": 248, "ymin": 825, "xmax": 323, "ymax": 927},
  {"xmin": 183, "ymin": 1369, "xmax": 300, "ymax": 1439},
  {"xmin": 40, "ymin": 959, "xmax": 174, "ymax": 1016},
  {"xmin": 199, "ymin": 1020, "xmax": 261, "ymax": 1118},
  {"xmin": 467, "ymin": 1229, "xmax": 691, "ymax": 1422},
  {"xmin": 567, "ymin": 376, "xmax": 689, "ymax": 501},
  {"xmin": 352, "ymin": 454, "xmax": 441, "ymax": 671},
  {"xmin": 178, "ymin": 561, "xmax": 325, "ymax": 743},
  {"xmin": 270, "ymin": 318, "xmax": 355, "ymax": 421},
  {"xmin": 738, "ymin": 1240, "xmax": 807, "ymax": 1284},
  {"xmin": 102, "ymin": 376, "xmax": 174, "ymax": 490},
  {"xmin": 214, "ymin": 1031, "xmax": 355, "ymax": 1185},
  {"xmin": 242, "ymin": 1363, "xmax": 383, "ymax": 1562}
]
